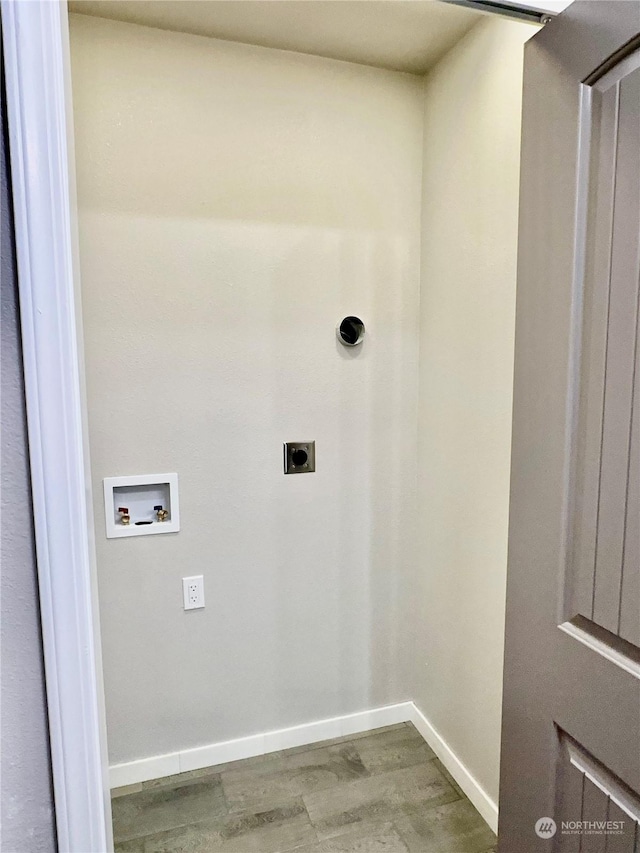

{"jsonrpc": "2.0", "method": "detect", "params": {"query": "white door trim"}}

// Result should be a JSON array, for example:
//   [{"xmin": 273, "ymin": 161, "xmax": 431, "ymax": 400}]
[{"xmin": 1, "ymin": 1, "xmax": 112, "ymax": 850}]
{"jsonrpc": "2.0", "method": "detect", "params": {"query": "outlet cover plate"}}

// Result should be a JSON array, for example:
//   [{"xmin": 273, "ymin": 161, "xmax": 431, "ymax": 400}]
[
  {"xmin": 284, "ymin": 441, "xmax": 316, "ymax": 474},
  {"xmin": 183, "ymin": 575, "xmax": 205, "ymax": 610}
]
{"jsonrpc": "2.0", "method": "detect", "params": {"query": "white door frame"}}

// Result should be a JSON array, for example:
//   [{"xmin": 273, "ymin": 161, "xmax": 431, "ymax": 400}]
[{"xmin": 1, "ymin": 1, "xmax": 112, "ymax": 850}]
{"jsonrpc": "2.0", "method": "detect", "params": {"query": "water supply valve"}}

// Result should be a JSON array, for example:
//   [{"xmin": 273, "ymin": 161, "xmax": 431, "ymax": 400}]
[{"xmin": 154, "ymin": 505, "xmax": 169, "ymax": 522}]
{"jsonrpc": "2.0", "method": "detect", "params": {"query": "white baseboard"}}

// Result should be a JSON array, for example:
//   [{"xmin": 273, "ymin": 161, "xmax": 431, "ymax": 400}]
[
  {"xmin": 109, "ymin": 701, "xmax": 413, "ymax": 789},
  {"xmin": 409, "ymin": 702, "xmax": 499, "ymax": 834},
  {"xmin": 109, "ymin": 699, "xmax": 498, "ymax": 835}
]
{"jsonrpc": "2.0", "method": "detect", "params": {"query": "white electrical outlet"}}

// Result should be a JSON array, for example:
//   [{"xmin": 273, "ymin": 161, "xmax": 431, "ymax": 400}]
[{"xmin": 182, "ymin": 575, "xmax": 205, "ymax": 610}]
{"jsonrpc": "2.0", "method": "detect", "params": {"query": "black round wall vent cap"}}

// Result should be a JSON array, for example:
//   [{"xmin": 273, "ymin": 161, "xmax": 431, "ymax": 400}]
[{"xmin": 337, "ymin": 316, "xmax": 365, "ymax": 347}]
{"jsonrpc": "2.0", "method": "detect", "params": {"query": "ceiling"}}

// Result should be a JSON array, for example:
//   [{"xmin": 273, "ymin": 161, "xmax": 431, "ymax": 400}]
[{"xmin": 67, "ymin": 1, "xmax": 489, "ymax": 75}]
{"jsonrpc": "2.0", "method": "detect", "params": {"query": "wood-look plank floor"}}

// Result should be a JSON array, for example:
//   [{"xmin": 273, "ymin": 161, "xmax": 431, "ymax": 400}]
[{"xmin": 112, "ymin": 723, "xmax": 497, "ymax": 852}]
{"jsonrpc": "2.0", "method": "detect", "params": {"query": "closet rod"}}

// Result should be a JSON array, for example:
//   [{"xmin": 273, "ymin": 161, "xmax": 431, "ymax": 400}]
[{"xmin": 443, "ymin": 0, "xmax": 552, "ymax": 25}]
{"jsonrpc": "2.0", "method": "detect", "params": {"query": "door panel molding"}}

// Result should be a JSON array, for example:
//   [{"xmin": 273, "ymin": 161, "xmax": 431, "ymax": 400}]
[
  {"xmin": 569, "ymin": 46, "xmax": 640, "ymax": 643},
  {"xmin": 558, "ymin": 730, "xmax": 640, "ymax": 836},
  {"xmin": 558, "ymin": 617, "xmax": 640, "ymax": 681}
]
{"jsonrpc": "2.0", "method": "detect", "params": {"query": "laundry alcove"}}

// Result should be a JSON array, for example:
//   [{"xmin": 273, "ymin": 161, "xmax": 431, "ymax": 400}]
[{"xmin": 67, "ymin": 1, "xmax": 537, "ymax": 845}]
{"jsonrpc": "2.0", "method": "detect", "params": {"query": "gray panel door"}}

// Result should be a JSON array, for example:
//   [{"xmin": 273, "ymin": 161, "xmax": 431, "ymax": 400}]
[{"xmin": 500, "ymin": 3, "xmax": 640, "ymax": 852}]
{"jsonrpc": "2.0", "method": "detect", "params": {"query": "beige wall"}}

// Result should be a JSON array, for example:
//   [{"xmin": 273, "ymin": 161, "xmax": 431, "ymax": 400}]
[
  {"xmin": 71, "ymin": 9, "xmax": 533, "ymax": 802},
  {"xmin": 69, "ymin": 13, "xmax": 423, "ymax": 765},
  {"xmin": 415, "ymin": 16, "xmax": 534, "ymax": 805}
]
